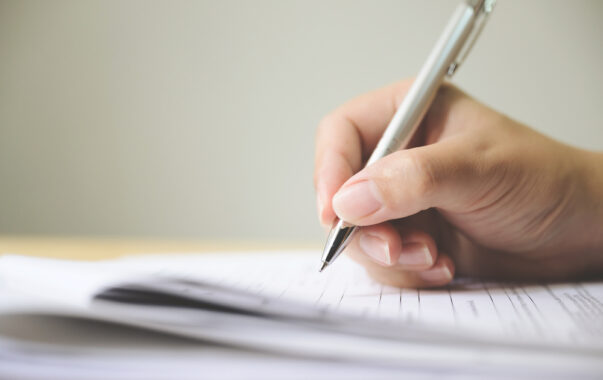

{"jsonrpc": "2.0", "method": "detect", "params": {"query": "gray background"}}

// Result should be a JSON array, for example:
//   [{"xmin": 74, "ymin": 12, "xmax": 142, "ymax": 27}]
[{"xmin": 1, "ymin": 0, "xmax": 602, "ymax": 243}]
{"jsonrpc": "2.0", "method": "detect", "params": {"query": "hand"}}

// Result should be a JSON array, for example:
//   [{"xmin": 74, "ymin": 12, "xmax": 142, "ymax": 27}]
[{"xmin": 314, "ymin": 80, "xmax": 603, "ymax": 288}]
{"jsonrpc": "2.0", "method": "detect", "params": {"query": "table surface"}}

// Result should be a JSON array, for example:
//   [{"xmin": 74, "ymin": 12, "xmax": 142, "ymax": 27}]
[{"xmin": 0, "ymin": 235, "xmax": 320, "ymax": 260}]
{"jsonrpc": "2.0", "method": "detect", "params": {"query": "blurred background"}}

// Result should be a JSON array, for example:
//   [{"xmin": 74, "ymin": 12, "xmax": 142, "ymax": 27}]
[{"xmin": 1, "ymin": 0, "xmax": 602, "ymax": 245}]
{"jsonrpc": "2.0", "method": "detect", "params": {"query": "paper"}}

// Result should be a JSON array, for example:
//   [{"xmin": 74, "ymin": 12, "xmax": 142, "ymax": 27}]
[
  {"xmin": 1, "ymin": 251, "xmax": 602, "ymax": 377},
  {"xmin": 0, "ymin": 314, "xmax": 430, "ymax": 380},
  {"xmin": 105, "ymin": 252, "xmax": 603, "ymax": 349}
]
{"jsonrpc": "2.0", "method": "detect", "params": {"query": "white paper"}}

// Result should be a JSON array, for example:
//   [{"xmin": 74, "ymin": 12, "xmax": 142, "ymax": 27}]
[
  {"xmin": 1, "ymin": 251, "xmax": 602, "ymax": 377},
  {"xmin": 113, "ymin": 251, "xmax": 603, "ymax": 348}
]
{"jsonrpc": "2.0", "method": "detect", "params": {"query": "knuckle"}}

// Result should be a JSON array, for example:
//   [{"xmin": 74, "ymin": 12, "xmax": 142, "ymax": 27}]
[
  {"xmin": 407, "ymin": 151, "xmax": 439, "ymax": 198},
  {"xmin": 374, "ymin": 152, "xmax": 438, "ymax": 210},
  {"xmin": 316, "ymin": 113, "xmax": 338, "ymax": 136}
]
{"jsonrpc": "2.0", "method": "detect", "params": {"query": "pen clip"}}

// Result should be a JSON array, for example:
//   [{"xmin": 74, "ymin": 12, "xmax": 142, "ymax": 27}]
[{"xmin": 446, "ymin": 0, "xmax": 496, "ymax": 77}]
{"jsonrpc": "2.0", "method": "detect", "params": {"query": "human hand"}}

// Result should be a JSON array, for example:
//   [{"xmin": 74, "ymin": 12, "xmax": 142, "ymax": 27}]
[{"xmin": 314, "ymin": 80, "xmax": 603, "ymax": 287}]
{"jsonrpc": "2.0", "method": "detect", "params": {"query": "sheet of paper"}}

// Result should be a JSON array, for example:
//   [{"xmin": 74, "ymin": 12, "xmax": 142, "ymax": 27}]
[
  {"xmin": 2, "ymin": 251, "xmax": 603, "ymax": 346},
  {"xmin": 0, "ymin": 292, "xmax": 600, "ymax": 380},
  {"xmin": 113, "ymin": 251, "xmax": 603, "ymax": 348},
  {"xmin": 1, "ymin": 251, "xmax": 602, "ymax": 376},
  {"xmin": 0, "ymin": 313, "xmax": 438, "ymax": 380}
]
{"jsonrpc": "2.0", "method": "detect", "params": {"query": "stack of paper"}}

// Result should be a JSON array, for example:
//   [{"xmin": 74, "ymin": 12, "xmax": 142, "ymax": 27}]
[{"xmin": 1, "ymin": 251, "xmax": 602, "ymax": 379}]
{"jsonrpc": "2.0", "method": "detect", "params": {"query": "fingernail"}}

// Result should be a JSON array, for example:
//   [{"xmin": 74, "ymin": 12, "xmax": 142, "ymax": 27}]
[
  {"xmin": 419, "ymin": 266, "xmax": 452, "ymax": 283},
  {"xmin": 398, "ymin": 243, "xmax": 432, "ymax": 266},
  {"xmin": 332, "ymin": 181, "xmax": 382, "ymax": 221},
  {"xmin": 359, "ymin": 233, "xmax": 391, "ymax": 266}
]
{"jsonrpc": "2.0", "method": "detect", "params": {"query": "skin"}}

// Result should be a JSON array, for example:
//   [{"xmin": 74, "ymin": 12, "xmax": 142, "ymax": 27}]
[{"xmin": 314, "ymin": 79, "xmax": 603, "ymax": 288}]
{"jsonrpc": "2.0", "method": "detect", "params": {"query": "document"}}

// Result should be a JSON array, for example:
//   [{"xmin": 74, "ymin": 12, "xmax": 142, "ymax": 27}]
[{"xmin": 1, "ymin": 251, "xmax": 602, "ymax": 378}]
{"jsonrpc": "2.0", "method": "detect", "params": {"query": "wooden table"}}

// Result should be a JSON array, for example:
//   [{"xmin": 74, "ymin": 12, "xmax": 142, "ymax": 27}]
[{"xmin": 0, "ymin": 236, "xmax": 320, "ymax": 260}]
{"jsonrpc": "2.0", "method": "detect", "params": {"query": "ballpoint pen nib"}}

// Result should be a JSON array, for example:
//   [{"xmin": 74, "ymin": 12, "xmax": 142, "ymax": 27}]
[{"xmin": 319, "ymin": 262, "xmax": 328, "ymax": 273}]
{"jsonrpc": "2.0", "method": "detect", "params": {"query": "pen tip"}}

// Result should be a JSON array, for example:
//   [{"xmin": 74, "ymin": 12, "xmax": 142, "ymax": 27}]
[{"xmin": 319, "ymin": 262, "xmax": 328, "ymax": 273}]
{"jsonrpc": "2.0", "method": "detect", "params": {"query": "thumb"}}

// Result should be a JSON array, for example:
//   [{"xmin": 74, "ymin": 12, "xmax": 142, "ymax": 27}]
[{"xmin": 331, "ymin": 138, "xmax": 476, "ymax": 226}]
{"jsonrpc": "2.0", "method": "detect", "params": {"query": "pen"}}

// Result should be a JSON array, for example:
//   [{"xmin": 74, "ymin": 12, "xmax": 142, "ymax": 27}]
[{"xmin": 319, "ymin": 0, "xmax": 496, "ymax": 272}]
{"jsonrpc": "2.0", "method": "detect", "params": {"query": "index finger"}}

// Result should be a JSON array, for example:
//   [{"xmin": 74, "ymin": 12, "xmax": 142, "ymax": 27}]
[{"xmin": 314, "ymin": 79, "xmax": 413, "ymax": 227}]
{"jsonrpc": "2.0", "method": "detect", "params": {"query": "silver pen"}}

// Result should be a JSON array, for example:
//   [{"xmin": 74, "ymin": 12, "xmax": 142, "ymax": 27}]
[{"xmin": 319, "ymin": 0, "xmax": 496, "ymax": 272}]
